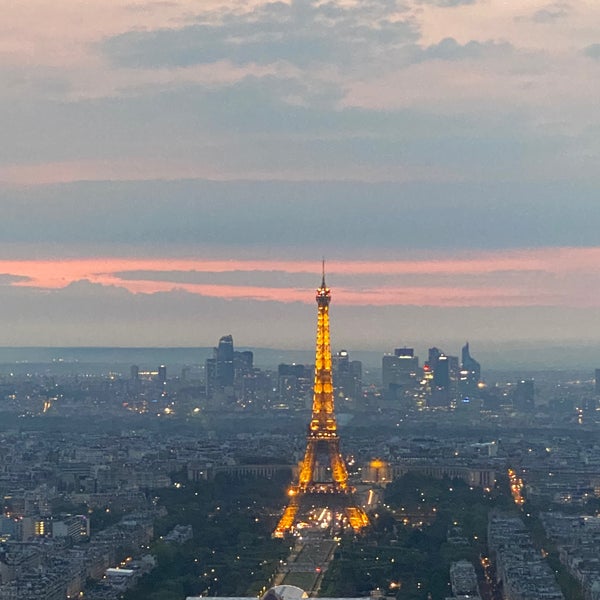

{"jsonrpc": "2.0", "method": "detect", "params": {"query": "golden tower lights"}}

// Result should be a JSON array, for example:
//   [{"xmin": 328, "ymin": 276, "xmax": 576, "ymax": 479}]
[{"xmin": 273, "ymin": 266, "xmax": 369, "ymax": 537}]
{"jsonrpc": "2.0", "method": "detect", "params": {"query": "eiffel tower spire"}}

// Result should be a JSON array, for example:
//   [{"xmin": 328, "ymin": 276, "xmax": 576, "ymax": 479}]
[{"xmin": 273, "ymin": 267, "xmax": 369, "ymax": 537}]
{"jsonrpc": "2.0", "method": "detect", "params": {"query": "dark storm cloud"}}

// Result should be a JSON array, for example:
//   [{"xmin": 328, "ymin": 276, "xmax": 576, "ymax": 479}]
[
  {"xmin": 1, "ymin": 180, "xmax": 599, "ymax": 254},
  {"xmin": 103, "ymin": 0, "xmax": 418, "ymax": 70}
]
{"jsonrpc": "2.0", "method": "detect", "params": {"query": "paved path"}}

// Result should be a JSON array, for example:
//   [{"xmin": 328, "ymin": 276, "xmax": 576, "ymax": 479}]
[{"xmin": 272, "ymin": 534, "xmax": 338, "ymax": 597}]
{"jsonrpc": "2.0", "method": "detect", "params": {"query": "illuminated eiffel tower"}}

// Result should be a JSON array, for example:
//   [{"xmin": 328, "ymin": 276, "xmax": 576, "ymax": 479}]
[{"xmin": 273, "ymin": 265, "xmax": 369, "ymax": 538}]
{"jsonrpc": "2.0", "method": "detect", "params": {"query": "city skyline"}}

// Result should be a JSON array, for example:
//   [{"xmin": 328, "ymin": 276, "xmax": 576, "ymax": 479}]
[{"xmin": 2, "ymin": 1, "xmax": 600, "ymax": 349}]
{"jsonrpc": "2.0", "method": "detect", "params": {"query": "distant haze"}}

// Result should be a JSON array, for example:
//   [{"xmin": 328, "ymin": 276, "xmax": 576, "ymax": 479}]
[{"xmin": 0, "ymin": 344, "xmax": 598, "ymax": 374}]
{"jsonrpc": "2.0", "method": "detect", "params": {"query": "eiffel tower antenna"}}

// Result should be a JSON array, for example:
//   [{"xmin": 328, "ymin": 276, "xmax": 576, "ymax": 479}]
[{"xmin": 273, "ymin": 270, "xmax": 369, "ymax": 537}]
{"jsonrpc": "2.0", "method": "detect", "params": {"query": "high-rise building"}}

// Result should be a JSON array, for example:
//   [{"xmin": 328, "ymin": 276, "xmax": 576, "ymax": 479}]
[
  {"xmin": 233, "ymin": 350, "xmax": 255, "ymax": 404},
  {"xmin": 382, "ymin": 347, "xmax": 419, "ymax": 392},
  {"xmin": 157, "ymin": 365, "xmax": 167, "ymax": 384},
  {"xmin": 333, "ymin": 350, "xmax": 362, "ymax": 401},
  {"xmin": 234, "ymin": 350, "xmax": 253, "ymax": 375},
  {"xmin": 395, "ymin": 348, "xmax": 419, "ymax": 385},
  {"xmin": 433, "ymin": 354, "xmax": 449, "ymax": 388},
  {"xmin": 395, "ymin": 347, "xmax": 414, "ymax": 358},
  {"xmin": 428, "ymin": 347, "xmax": 442, "ymax": 368},
  {"xmin": 425, "ymin": 347, "xmax": 458, "ymax": 408},
  {"xmin": 459, "ymin": 342, "xmax": 481, "ymax": 399},
  {"xmin": 216, "ymin": 335, "xmax": 235, "ymax": 388},
  {"xmin": 595, "ymin": 369, "xmax": 600, "ymax": 395},
  {"xmin": 382, "ymin": 355, "xmax": 398, "ymax": 389},
  {"xmin": 278, "ymin": 363, "xmax": 312, "ymax": 409},
  {"xmin": 204, "ymin": 357, "xmax": 217, "ymax": 397},
  {"xmin": 333, "ymin": 349, "xmax": 349, "ymax": 371},
  {"xmin": 429, "ymin": 353, "xmax": 450, "ymax": 407},
  {"xmin": 448, "ymin": 355, "xmax": 459, "ymax": 398}
]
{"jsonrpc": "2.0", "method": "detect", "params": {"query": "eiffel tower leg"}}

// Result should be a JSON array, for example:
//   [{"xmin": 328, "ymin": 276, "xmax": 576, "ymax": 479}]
[
  {"xmin": 298, "ymin": 439, "xmax": 316, "ymax": 489},
  {"xmin": 328, "ymin": 438, "xmax": 349, "ymax": 489},
  {"xmin": 345, "ymin": 506, "xmax": 370, "ymax": 532},
  {"xmin": 273, "ymin": 495, "xmax": 299, "ymax": 538}
]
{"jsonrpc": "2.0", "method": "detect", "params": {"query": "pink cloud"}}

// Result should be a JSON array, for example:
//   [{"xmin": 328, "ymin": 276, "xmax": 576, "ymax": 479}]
[
  {"xmin": 0, "ymin": 246, "xmax": 598, "ymax": 307},
  {"xmin": 0, "ymin": 159, "xmax": 458, "ymax": 186}
]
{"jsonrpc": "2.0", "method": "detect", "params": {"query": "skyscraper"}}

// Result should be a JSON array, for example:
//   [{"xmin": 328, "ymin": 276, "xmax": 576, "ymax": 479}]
[
  {"xmin": 433, "ymin": 354, "xmax": 450, "ymax": 389},
  {"xmin": 205, "ymin": 357, "xmax": 217, "ymax": 397},
  {"xmin": 216, "ymin": 334, "xmax": 234, "ymax": 388},
  {"xmin": 278, "ymin": 363, "xmax": 312, "ymax": 409},
  {"xmin": 333, "ymin": 350, "xmax": 362, "ymax": 401},
  {"xmin": 459, "ymin": 342, "xmax": 481, "ymax": 399},
  {"xmin": 382, "ymin": 348, "xmax": 419, "ymax": 390},
  {"xmin": 234, "ymin": 350, "xmax": 253, "ymax": 376},
  {"xmin": 425, "ymin": 347, "xmax": 452, "ymax": 407}
]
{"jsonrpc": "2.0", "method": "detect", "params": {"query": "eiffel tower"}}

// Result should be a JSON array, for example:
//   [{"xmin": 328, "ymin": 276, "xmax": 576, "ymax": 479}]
[{"xmin": 273, "ymin": 265, "xmax": 369, "ymax": 537}]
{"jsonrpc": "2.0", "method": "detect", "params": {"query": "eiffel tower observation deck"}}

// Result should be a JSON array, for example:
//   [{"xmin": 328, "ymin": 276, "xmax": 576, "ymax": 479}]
[{"xmin": 273, "ymin": 265, "xmax": 369, "ymax": 538}]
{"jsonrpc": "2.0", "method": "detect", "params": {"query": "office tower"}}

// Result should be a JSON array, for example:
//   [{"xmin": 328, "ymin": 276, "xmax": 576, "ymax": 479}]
[
  {"xmin": 130, "ymin": 365, "xmax": 139, "ymax": 381},
  {"xmin": 205, "ymin": 357, "xmax": 217, "ymax": 397},
  {"xmin": 333, "ymin": 350, "xmax": 362, "ymax": 401},
  {"xmin": 595, "ymin": 369, "xmax": 600, "ymax": 395},
  {"xmin": 395, "ymin": 347, "xmax": 414, "ymax": 358},
  {"xmin": 459, "ymin": 342, "xmax": 481, "ymax": 398},
  {"xmin": 448, "ymin": 355, "xmax": 459, "ymax": 403},
  {"xmin": 278, "ymin": 363, "xmax": 312, "ymax": 409},
  {"xmin": 333, "ymin": 349, "xmax": 349, "ymax": 372},
  {"xmin": 234, "ymin": 350, "xmax": 254, "ymax": 375},
  {"xmin": 433, "ymin": 354, "xmax": 449, "ymax": 388},
  {"xmin": 349, "ymin": 359, "xmax": 362, "ymax": 396},
  {"xmin": 428, "ymin": 354, "xmax": 449, "ymax": 407},
  {"xmin": 233, "ymin": 350, "xmax": 255, "ymax": 404},
  {"xmin": 382, "ymin": 348, "xmax": 419, "ymax": 391},
  {"xmin": 274, "ymin": 269, "xmax": 368, "ymax": 537},
  {"xmin": 157, "ymin": 365, "xmax": 167, "ymax": 384},
  {"xmin": 428, "ymin": 347, "xmax": 442, "ymax": 368},
  {"xmin": 426, "ymin": 347, "xmax": 454, "ymax": 408},
  {"xmin": 350, "ymin": 360, "xmax": 362, "ymax": 378},
  {"xmin": 216, "ymin": 334, "xmax": 234, "ymax": 388},
  {"xmin": 382, "ymin": 355, "xmax": 398, "ymax": 389}
]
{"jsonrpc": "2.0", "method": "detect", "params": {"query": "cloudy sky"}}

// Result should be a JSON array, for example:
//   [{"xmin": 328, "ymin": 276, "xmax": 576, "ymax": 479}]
[{"xmin": 1, "ymin": 0, "xmax": 600, "ymax": 359}]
